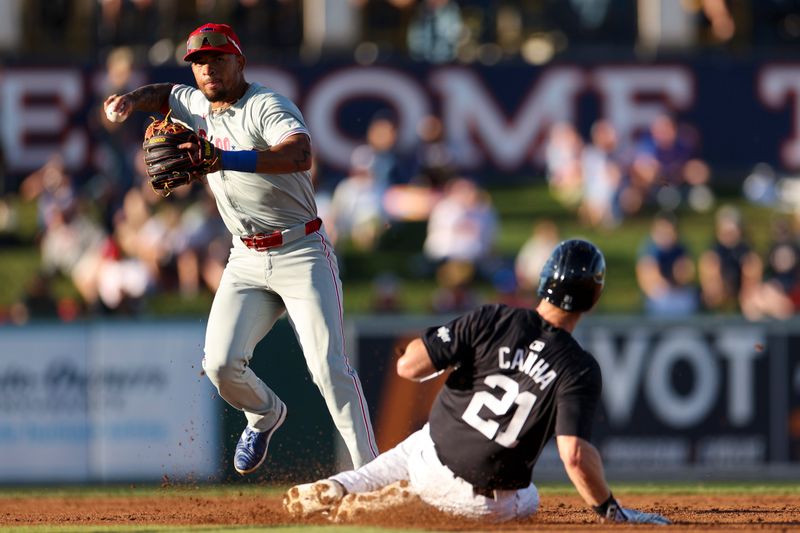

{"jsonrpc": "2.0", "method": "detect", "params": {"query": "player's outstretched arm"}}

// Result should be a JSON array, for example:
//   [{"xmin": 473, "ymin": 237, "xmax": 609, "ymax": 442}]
[
  {"xmin": 103, "ymin": 83, "xmax": 175, "ymax": 123},
  {"xmin": 556, "ymin": 435, "xmax": 670, "ymax": 525}
]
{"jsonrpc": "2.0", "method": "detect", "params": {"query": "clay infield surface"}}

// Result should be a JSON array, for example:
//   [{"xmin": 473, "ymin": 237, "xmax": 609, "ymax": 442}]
[{"xmin": 1, "ymin": 487, "xmax": 799, "ymax": 531}]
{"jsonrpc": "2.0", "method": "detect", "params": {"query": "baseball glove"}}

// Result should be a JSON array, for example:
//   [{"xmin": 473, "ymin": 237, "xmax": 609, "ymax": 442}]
[{"xmin": 142, "ymin": 112, "xmax": 218, "ymax": 196}]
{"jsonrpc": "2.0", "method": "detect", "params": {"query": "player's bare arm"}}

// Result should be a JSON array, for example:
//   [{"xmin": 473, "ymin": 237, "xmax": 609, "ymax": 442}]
[
  {"xmin": 557, "ymin": 434, "xmax": 670, "ymax": 524},
  {"xmin": 396, "ymin": 338, "xmax": 440, "ymax": 381},
  {"xmin": 103, "ymin": 83, "xmax": 175, "ymax": 122},
  {"xmin": 256, "ymin": 133, "xmax": 313, "ymax": 173},
  {"xmin": 556, "ymin": 435, "xmax": 611, "ymax": 506}
]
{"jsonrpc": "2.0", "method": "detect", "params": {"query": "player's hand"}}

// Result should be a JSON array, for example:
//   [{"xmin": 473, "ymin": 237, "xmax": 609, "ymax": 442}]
[
  {"xmin": 604, "ymin": 505, "xmax": 671, "ymax": 525},
  {"xmin": 176, "ymin": 137, "xmax": 221, "ymax": 173},
  {"xmin": 103, "ymin": 94, "xmax": 133, "ymax": 123}
]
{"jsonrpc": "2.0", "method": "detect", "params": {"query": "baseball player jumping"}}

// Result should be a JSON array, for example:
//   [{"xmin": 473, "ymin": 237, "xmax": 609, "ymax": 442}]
[
  {"xmin": 284, "ymin": 240, "xmax": 670, "ymax": 525},
  {"xmin": 103, "ymin": 23, "xmax": 378, "ymax": 473}
]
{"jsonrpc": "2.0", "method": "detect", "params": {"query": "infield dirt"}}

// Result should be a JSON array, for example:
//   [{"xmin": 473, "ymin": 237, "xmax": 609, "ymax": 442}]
[{"xmin": 2, "ymin": 491, "xmax": 799, "ymax": 531}]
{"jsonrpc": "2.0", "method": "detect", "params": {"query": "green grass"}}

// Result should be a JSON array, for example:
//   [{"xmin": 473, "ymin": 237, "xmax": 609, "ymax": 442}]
[
  {"xmin": 1, "ymin": 480, "xmax": 797, "ymax": 499},
  {"xmin": 0, "ymin": 484, "xmax": 285, "ymax": 498}
]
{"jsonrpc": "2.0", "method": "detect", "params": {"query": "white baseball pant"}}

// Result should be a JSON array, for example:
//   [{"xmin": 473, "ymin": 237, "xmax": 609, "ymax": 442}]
[
  {"xmin": 202, "ymin": 227, "xmax": 379, "ymax": 468},
  {"xmin": 331, "ymin": 424, "xmax": 539, "ymax": 522}
]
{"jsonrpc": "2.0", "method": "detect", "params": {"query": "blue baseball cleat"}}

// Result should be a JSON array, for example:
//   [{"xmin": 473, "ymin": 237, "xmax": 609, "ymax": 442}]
[{"xmin": 234, "ymin": 402, "xmax": 287, "ymax": 475}]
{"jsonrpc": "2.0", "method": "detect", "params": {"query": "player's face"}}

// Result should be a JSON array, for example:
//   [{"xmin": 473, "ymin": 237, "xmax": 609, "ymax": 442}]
[{"xmin": 190, "ymin": 52, "xmax": 245, "ymax": 103}]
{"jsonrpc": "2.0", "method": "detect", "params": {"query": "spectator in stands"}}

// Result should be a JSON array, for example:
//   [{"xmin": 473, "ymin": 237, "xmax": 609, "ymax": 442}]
[
  {"xmin": 544, "ymin": 122, "xmax": 583, "ymax": 209},
  {"xmin": 0, "ymin": 141, "xmax": 10, "ymax": 227},
  {"xmin": 431, "ymin": 259, "xmax": 480, "ymax": 314},
  {"xmin": 89, "ymin": 46, "xmax": 143, "ymax": 231},
  {"xmin": 231, "ymin": 0, "xmax": 303, "ymax": 57},
  {"xmin": 407, "ymin": 0, "xmax": 463, "ymax": 63},
  {"xmin": 174, "ymin": 194, "xmax": 229, "ymax": 296},
  {"xmin": 698, "ymin": 205, "xmax": 762, "ymax": 313},
  {"xmin": 383, "ymin": 114, "xmax": 453, "ymax": 222},
  {"xmin": 97, "ymin": 0, "xmax": 160, "ymax": 55},
  {"xmin": 422, "ymin": 177, "xmax": 498, "ymax": 270},
  {"xmin": 39, "ymin": 196, "xmax": 106, "ymax": 311},
  {"xmin": 329, "ymin": 145, "xmax": 387, "ymax": 251},
  {"xmin": 353, "ymin": 0, "xmax": 415, "ymax": 56},
  {"xmin": 740, "ymin": 219, "xmax": 799, "ymax": 320},
  {"xmin": 411, "ymin": 114, "xmax": 456, "ymax": 189},
  {"xmin": 95, "ymin": 234, "xmax": 152, "ymax": 314},
  {"xmin": 8, "ymin": 272, "xmax": 60, "ymax": 324},
  {"xmin": 636, "ymin": 212, "xmax": 699, "ymax": 316},
  {"xmin": 370, "ymin": 272, "xmax": 405, "ymax": 313},
  {"xmin": 359, "ymin": 110, "xmax": 413, "ymax": 190},
  {"xmin": 114, "ymin": 185, "xmax": 161, "ymax": 281},
  {"xmin": 629, "ymin": 113, "xmax": 712, "ymax": 212},
  {"xmin": 579, "ymin": 119, "xmax": 623, "ymax": 228},
  {"xmin": 422, "ymin": 177, "xmax": 497, "ymax": 315},
  {"xmin": 514, "ymin": 219, "xmax": 560, "ymax": 295},
  {"xmin": 19, "ymin": 154, "xmax": 76, "ymax": 232}
]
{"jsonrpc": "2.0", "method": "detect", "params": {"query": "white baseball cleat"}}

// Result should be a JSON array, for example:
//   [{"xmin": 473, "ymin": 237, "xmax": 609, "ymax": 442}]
[
  {"xmin": 332, "ymin": 480, "xmax": 417, "ymax": 523},
  {"xmin": 283, "ymin": 479, "xmax": 346, "ymax": 517}
]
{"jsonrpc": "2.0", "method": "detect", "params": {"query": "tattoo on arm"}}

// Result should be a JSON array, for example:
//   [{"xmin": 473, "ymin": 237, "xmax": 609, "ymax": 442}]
[
  {"xmin": 293, "ymin": 148, "xmax": 312, "ymax": 171},
  {"xmin": 128, "ymin": 83, "xmax": 174, "ymax": 112}
]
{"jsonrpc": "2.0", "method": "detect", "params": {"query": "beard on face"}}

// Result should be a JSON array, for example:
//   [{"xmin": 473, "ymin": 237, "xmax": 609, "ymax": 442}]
[{"xmin": 202, "ymin": 85, "xmax": 229, "ymax": 102}]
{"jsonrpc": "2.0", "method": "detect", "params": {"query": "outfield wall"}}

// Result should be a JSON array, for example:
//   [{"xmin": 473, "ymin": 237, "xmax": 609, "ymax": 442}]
[
  {"xmin": 0, "ymin": 315, "xmax": 798, "ymax": 483},
  {"xmin": 0, "ymin": 321, "xmax": 220, "ymax": 483},
  {"xmin": 4, "ymin": 57, "xmax": 800, "ymax": 187}
]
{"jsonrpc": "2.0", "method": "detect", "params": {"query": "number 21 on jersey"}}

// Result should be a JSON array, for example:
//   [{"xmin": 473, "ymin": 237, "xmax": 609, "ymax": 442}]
[{"xmin": 461, "ymin": 374, "xmax": 537, "ymax": 448}]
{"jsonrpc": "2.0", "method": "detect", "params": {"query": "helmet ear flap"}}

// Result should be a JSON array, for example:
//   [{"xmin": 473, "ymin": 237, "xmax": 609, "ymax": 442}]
[{"xmin": 537, "ymin": 239, "xmax": 605, "ymax": 312}]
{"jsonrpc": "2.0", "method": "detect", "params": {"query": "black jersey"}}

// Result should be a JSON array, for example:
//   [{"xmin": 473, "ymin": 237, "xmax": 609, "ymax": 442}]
[{"xmin": 421, "ymin": 304, "xmax": 602, "ymax": 490}]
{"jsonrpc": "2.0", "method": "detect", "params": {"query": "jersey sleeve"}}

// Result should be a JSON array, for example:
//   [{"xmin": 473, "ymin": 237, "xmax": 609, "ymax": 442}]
[
  {"xmin": 252, "ymin": 93, "xmax": 310, "ymax": 147},
  {"xmin": 421, "ymin": 305, "xmax": 494, "ymax": 371},
  {"xmin": 168, "ymin": 84, "xmax": 205, "ymax": 127},
  {"xmin": 554, "ymin": 354, "xmax": 602, "ymax": 440}
]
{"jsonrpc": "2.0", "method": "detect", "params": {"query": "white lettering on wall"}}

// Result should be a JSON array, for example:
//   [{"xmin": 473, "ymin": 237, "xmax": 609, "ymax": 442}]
[
  {"xmin": 1, "ymin": 70, "xmax": 87, "ymax": 172},
  {"xmin": 646, "ymin": 330, "xmax": 719, "ymax": 428},
  {"xmin": 589, "ymin": 328, "xmax": 649, "ymax": 424},
  {"xmin": 593, "ymin": 66, "xmax": 694, "ymax": 149},
  {"xmin": 716, "ymin": 328, "xmax": 763, "ymax": 426},
  {"xmin": 432, "ymin": 66, "xmax": 585, "ymax": 169},
  {"xmin": 248, "ymin": 67, "xmax": 299, "ymax": 103},
  {"xmin": 305, "ymin": 67, "xmax": 430, "ymax": 169},
  {"xmin": 759, "ymin": 65, "xmax": 800, "ymax": 169},
  {"xmin": 1, "ymin": 64, "xmax": 775, "ymax": 178},
  {"xmin": 588, "ymin": 325, "xmax": 765, "ymax": 429}
]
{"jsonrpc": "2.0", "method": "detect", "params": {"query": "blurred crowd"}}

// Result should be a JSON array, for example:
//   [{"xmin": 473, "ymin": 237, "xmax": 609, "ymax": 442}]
[
  {"xmin": 308, "ymin": 103, "xmax": 800, "ymax": 321},
  {"xmin": 636, "ymin": 204, "xmax": 800, "ymax": 321},
  {"xmin": 2, "ymin": 49, "xmax": 231, "ymax": 324},
  {"xmin": 14, "ymin": 0, "xmax": 773, "ymax": 66},
  {"xmin": 544, "ymin": 114, "xmax": 715, "ymax": 228},
  {"xmin": 3, "ymin": 37, "xmax": 800, "ymax": 325},
  {"xmin": 3, "ymin": 0, "xmax": 800, "ymax": 323}
]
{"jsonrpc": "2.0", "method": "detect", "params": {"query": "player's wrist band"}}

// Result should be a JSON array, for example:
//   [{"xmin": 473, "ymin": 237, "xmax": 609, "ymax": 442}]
[
  {"xmin": 593, "ymin": 493, "xmax": 617, "ymax": 517},
  {"xmin": 220, "ymin": 150, "xmax": 258, "ymax": 172}
]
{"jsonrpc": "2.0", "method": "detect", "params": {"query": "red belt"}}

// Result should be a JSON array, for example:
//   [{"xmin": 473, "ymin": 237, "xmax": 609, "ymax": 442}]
[{"xmin": 241, "ymin": 217, "xmax": 322, "ymax": 251}]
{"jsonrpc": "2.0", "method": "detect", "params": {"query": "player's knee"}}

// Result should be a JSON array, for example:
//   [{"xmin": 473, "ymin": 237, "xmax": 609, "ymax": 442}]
[{"xmin": 203, "ymin": 358, "xmax": 242, "ymax": 387}]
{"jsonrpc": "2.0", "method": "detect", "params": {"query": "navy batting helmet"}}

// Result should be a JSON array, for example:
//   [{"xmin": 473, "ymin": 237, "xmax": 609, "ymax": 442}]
[{"xmin": 537, "ymin": 239, "xmax": 606, "ymax": 312}]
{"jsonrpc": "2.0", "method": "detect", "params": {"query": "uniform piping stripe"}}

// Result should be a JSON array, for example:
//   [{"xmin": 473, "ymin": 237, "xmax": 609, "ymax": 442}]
[
  {"xmin": 316, "ymin": 231, "xmax": 379, "ymax": 458},
  {"xmin": 276, "ymin": 128, "xmax": 310, "ymax": 145}
]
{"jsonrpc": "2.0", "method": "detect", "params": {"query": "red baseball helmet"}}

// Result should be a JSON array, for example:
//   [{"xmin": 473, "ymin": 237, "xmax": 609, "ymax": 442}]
[{"xmin": 184, "ymin": 23, "xmax": 244, "ymax": 62}]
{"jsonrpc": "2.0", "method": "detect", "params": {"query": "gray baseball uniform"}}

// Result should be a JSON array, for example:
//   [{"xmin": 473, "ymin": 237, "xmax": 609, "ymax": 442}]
[{"xmin": 168, "ymin": 82, "xmax": 378, "ymax": 468}]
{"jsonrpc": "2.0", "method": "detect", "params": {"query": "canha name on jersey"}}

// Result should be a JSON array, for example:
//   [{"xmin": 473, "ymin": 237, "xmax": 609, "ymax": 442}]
[{"xmin": 497, "ymin": 339, "xmax": 557, "ymax": 390}]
